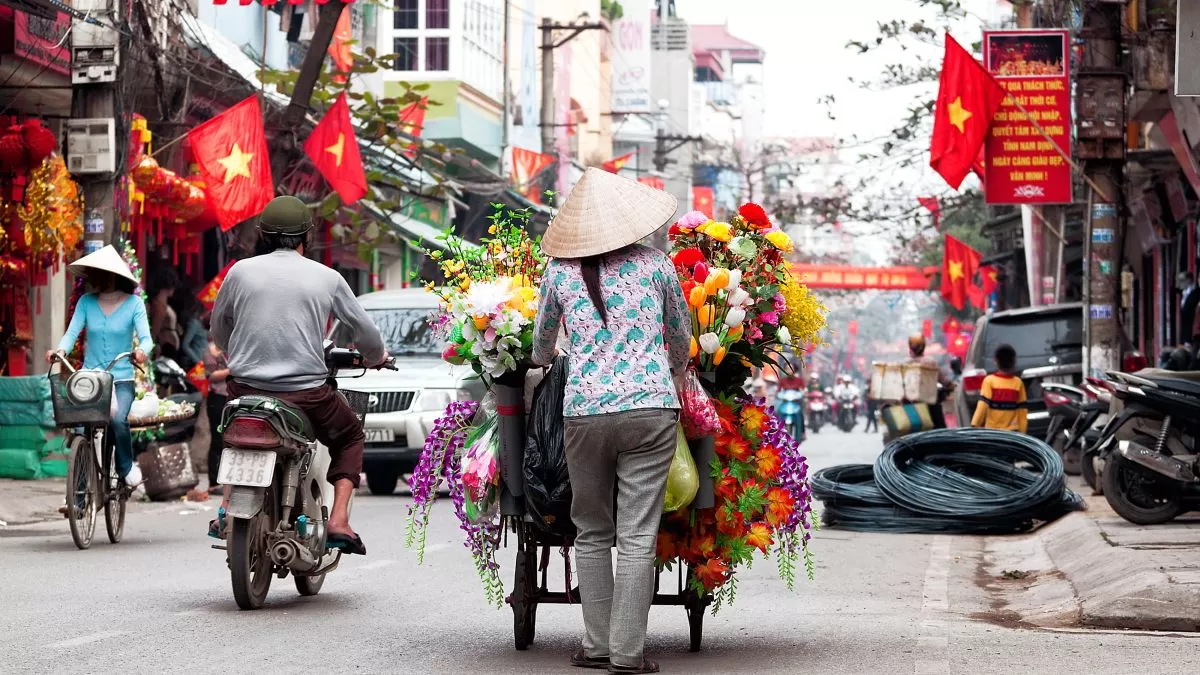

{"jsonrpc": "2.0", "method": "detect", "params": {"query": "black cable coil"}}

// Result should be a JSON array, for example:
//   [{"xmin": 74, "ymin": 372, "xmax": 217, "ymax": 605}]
[{"xmin": 812, "ymin": 429, "xmax": 1084, "ymax": 534}]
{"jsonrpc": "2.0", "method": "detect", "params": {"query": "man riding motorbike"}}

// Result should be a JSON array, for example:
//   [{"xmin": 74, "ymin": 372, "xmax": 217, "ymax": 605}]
[
  {"xmin": 209, "ymin": 196, "xmax": 388, "ymax": 555},
  {"xmin": 832, "ymin": 374, "xmax": 859, "ymax": 428}
]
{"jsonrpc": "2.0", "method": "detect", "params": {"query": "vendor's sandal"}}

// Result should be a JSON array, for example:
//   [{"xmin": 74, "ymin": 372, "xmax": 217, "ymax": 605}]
[
  {"xmin": 327, "ymin": 531, "xmax": 367, "ymax": 555},
  {"xmin": 207, "ymin": 507, "xmax": 227, "ymax": 540},
  {"xmin": 570, "ymin": 649, "xmax": 609, "ymax": 669},
  {"xmin": 609, "ymin": 659, "xmax": 659, "ymax": 674}
]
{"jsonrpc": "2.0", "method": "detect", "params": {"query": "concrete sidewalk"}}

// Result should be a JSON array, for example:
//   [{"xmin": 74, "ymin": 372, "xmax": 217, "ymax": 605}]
[
  {"xmin": 0, "ymin": 478, "xmax": 68, "ymax": 527},
  {"xmin": 986, "ymin": 476, "xmax": 1200, "ymax": 632}
]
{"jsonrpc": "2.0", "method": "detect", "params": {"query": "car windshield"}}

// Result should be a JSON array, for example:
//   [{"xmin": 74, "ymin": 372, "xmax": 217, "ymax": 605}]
[
  {"xmin": 335, "ymin": 308, "xmax": 441, "ymax": 357},
  {"xmin": 980, "ymin": 311, "xmax": 1083, "ymax": 372}
]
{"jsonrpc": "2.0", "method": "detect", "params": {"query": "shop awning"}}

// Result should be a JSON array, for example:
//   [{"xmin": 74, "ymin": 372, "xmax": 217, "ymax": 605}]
[{"xmin": 360, "ymin": 202, "xmax": 475, "ymax": 252}]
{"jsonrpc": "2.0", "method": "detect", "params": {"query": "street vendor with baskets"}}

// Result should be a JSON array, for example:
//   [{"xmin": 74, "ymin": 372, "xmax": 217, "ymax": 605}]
[{"xmin": 531, "ymin": 168, "xmax": 692, "ymax": 674}]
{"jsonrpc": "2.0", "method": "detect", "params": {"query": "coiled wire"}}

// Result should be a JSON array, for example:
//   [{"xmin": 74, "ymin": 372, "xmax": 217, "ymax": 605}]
[{"xmin": 813, "ymin": 429, "xmax": 1084, "ymax": 534}]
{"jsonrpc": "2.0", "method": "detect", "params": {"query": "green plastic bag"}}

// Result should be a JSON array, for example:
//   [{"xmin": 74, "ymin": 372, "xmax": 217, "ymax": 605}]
[{"xmin": 663, "ymin": 424, "xmax": 699, "ymax": 512}]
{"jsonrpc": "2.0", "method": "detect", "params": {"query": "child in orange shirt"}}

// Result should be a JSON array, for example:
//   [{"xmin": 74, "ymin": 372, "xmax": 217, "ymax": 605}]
[{"xmin": 970, "ymin": 343, "xmax": 1027, "ymax": 433}]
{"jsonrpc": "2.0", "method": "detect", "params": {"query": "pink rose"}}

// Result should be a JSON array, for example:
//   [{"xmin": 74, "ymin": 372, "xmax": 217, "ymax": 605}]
[
  {"xmin": 677, "ymin": 210, "xmax": 709, "ymax": 229},
  {"xmin": 759, "ymin": 311, "xmax": 780, "ymax": 326}
]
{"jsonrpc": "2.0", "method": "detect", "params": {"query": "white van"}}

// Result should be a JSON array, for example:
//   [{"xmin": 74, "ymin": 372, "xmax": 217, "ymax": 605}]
[{"xmin": 335, "ymin": 288, "xmax": 484, "ymax": 495}]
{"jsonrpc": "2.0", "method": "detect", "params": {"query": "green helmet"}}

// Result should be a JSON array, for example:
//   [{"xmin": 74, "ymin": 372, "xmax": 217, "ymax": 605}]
[{"xmin": 259, "ymin": 195, "xmax": 313, "ymax": 235}]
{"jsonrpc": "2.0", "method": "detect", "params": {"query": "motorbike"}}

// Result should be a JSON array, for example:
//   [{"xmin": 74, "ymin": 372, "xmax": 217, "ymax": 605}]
[
  {"xmin": 836, "ymin": 390, "xmax": 857, "ymax": 432},
  {"xmin": 155, "ymin": 355, "xmax": 199, "ymax": 397},
  {"xmin": 1089, "ymin": 369, "xmax": 1200, "ymax": 524},
  {"xmin": 777, "ymin": 388, "xmax": 804, "ymax": 440},
  {"xmin": 806, "ymin": 390, "xmax": 828, "ymax": 434},
  {"xmin": 214, "ymin": 343, "xmax": 396, "ymax": 610}
]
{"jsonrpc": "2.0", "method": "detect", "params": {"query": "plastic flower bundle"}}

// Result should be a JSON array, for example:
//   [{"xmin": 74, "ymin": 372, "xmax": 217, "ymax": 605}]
[
  {"xmin": 656, "ymin": 397, "xmax": 816, "ymax": 607},
  {"xmin": 668, "ymin": 203, "xmax": 825, "ymax": 393},
  {"xmin": 426, "ymin": 205, "xmax": 546, "ymax": 381}
]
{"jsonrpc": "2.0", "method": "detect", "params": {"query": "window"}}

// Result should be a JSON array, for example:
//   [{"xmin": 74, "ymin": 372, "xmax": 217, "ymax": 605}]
[
  {"xmin": 393, "ymin": 37, "xmax": 418, "ymax": 71},
  {"xmin": 426, "ymin": 0, "xmax": 450, "ymax": 30},
  {"xmin": 393, "ymin": 0, "xmax": 418, "ymax": 30},
  {"xmin": 426, "ymin": 36, "xmax": 450, "ymax": 71}
]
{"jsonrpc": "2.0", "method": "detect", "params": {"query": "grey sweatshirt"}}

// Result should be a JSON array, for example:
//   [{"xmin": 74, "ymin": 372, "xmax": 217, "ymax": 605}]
[{"xmin": 211, "ymin": 249, "xmax": 386, "ymax": 392}]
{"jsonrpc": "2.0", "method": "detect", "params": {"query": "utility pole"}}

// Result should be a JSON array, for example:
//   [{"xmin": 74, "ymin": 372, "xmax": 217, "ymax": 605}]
[
  {"xmin": 500, "ymin": 0, "xmax": 511, "ymax": 175},
  {"xmin": 1076, "ymin": 1, "xmax": 1127, "ymax": 375},
  {"xmin": 539, "ymin": 17, "xmax": 606, "ymax": 156}
]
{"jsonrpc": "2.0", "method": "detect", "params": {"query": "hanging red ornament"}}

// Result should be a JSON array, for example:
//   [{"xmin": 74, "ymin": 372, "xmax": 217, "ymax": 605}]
[
  {"xmin": 21, "ymin": 119, "xmax": 57, "ymax": 166},
  {"xmin": 0, "ymin": 125, "xmax": 27, "ymax": 173},
  {"xmin": 168, "ymin": 175, "xmax": 192, "ymax": 206},
  {"xmin": 149, "ymin": 168, "xmax": 175, "ymax": 200},
  {"xmin": 131, "ymin": 155, "xmax": 160, "ymax": 188}
]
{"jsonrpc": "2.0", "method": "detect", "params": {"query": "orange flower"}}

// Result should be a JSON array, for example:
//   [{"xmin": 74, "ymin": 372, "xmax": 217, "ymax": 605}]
[
  {"xmin": 692, "ymin": 557, "xmax": 730, "ymax": 590},
  {"xmin": 695, "ymin": 531, "xmax": 717, "ymax": 558},
  {"xmin": 714, "ymin": 473, "xmax": 740, "ymax": 502},
  {"xmin": 727, "ymin": 324, "xmax": 744, "ymax": 341},
  {"xmin": 687, "ymin": 285, "xmax": 708, "ymax": 308},
  {"xmin": 697, "ymin": 305, "xmax": 714, "ymax": 328},
  {"xmin": 745, "ymin": 522, "xmax": 774, "ymax": 552},
  {"xmin": 703, "ymin": 268, "xmax": 731, "ymax": 295},
  {"xmin": 715, "ymin": 505, "xmax": 746, "ymax": 536},
  {"xmin": 765, "ymin": 487, "xmax": 795, "ymax": 527},
  {"xmin": 657, "ymin": 530, "xmax": 681, "ymax": 563},
  {"xmin": 740, "ymin": 405, "xmax": 767, "ymax": 433},
  {"xmin": 717, "ymin": 432, "xmax": 752, "ymax": 461},
  {"xmin": 713, "ymin": 346, "xmax": 727, "ymax": 365},
  {"xmin": 754, "ymin": 446, "xmax": 782, "ymax": 478},
  {"xmin": 689, "ymin": 337, "xmax": 700, "ymax": 359}
]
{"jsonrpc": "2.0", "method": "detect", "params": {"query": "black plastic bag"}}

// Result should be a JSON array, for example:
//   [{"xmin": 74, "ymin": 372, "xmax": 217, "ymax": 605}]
[{"xmin": 523, "ymin": 356, "xmax": 576, "ymax": 539}]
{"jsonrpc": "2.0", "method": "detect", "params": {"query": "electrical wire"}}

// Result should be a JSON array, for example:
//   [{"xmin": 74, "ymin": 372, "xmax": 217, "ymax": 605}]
[{"xmin": 812, "ymin": 429, "xmax": 1084, "ymax": 534}]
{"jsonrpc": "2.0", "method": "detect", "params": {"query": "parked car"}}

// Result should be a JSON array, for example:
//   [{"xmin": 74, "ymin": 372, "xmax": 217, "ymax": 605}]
[
  {"xmin": 955, "ymin": 303, "xmax": 1085, "ymax": 439},
  {"xmin": 335, "ymin": 289, "xmax": 485, "ymax": 495}
]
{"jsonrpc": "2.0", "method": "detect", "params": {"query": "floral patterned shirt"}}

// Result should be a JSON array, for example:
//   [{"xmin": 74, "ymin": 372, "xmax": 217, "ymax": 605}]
[{"xmin": 533, "ymin": 245, "xmax": 691, "ymax": 418}]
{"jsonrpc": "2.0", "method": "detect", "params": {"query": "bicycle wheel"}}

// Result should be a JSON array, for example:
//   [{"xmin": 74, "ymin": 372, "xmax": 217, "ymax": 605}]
[
  {"xmin": 65, "ymin": 434, "xmax": 98, "ymax": 550},
  {"xmin": 101, "ymin": 429, "xmax": 126, "ymax": 544}
]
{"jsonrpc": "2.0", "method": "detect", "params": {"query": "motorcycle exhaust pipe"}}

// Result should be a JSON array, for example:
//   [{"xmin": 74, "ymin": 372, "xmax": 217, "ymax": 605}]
[
  {"xmin": 270, "ymin": 539, "xmax": 320, "ymax": 571},
  {"xmin": 1117, "ymin": 441, "xmax": 1200, "ymax": 483}
]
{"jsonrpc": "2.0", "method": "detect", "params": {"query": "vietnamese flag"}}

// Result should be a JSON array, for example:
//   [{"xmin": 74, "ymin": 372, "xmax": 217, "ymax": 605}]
[
  {"xmin": 638, "ymin": 175, "xmax": 665, "ymax": 190},
  {"xmin": 398, "ymin": 97, "xmax": 428, "ymax": 158},
  {"xmin": 930, "ymin": 34, "xmax": 1007, "ymax": 190},
  {"xmin": 693, "ymin": 186, "xmax": 714, "ymax": 218},
  {"xmin": 971, "ymin": 146, "xmax": 986, "ymax": 186},
  {"xmin": 328, "ymin": 7, "xmax": 354, "ymax": 85},
  {"xmin": 304, "ymin": 91, "xmax": 368, "ymax": 204},
  {"xmin": 918, "ymin": 196, "xmax": 941, "ymax": 230},
  {"xmin": 511, "ymin": 146, "xmax": 555, "ymax": 203},
  {"xmin": 941, "ymin": 233, "xmax": 982, "ymax": 311},
  {"xmin": 189, "ymin": 95, "xmax": 274, "ymax": 231},
  {"xmin": 196, "ymin": 260, "xmax": 236, "ymax": 310},
  {"xmin": 979, "ymin": 264, "xmax": 999, "ymax": 296},
  {"xmin": 602, "ymin": 151, "xmax": 636, "ymax": 173}
]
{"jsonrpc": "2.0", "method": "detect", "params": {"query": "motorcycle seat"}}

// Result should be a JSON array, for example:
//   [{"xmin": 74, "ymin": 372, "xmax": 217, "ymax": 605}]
[
  {"xmin": 1136, "ymin": 368, "xmax": 1200, "ymax": 382},
  {"xmin": 226, "ymin": 395, "xmax": 315, "ymax": 442},
  {"xmin": 1149, "ymin": 377, "xmax": 1200, "ymax": 397}
]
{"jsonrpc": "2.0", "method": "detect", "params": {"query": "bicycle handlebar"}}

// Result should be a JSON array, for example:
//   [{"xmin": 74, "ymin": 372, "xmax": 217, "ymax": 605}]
[{"xmin": 51, "ymin": 350, "xmax": 142, "ymax": 375}]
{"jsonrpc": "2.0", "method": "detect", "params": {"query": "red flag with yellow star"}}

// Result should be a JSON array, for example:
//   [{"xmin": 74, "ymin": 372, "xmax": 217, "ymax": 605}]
[
  {"xmin": 693, "ymin": 186, "xmax": 714, "ymax": 218},
  {"xmin": 189, "ymin": 95, "xmax": 274, "ymax": 231},
  {"xmin": 601, "ymin": 151, "xmax": 635, "ymax": 173},
  {"xmin": 930, "ymin": 34, "xmax": 1006, "ymax": 190},
  {"xmin": 398, "ymin": 97, "xmax": 427, "ymax": 159},
  {"xmin": 304, "ymin": 91, "xmax": 368, "ymax": 204},
  {"xmin": 942, "ymin": 234, "xmax": 982, "ymax": 311}
]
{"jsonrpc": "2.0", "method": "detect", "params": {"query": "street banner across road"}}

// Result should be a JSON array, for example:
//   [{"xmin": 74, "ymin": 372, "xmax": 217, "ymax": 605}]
[
  {"xmin": 792, "ymin": 264, "xmax": 934, "ymax": 291},
  {"xmin": 983, "ymin": 29, "xmax": 1072, "ymax": 204}
]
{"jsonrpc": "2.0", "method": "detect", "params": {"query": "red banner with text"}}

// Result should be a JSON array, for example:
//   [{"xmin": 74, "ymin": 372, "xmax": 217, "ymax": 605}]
[
  {"xmin": 983, "ymin": 29, "xmax": 1072, "ymax": 205},
  {"xmin": 792, "ymin": 264, "xmax": 934, "ymax": 291}
]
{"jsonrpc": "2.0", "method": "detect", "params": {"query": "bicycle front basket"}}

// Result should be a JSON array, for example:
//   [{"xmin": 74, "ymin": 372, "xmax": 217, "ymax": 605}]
[
  {"xmin": 339, "ymin": 389, "xmax": 371, "ymax": 423},
  {"xmin": 49, "ymin": 370, "xmax": 114, "ymax": 427}
]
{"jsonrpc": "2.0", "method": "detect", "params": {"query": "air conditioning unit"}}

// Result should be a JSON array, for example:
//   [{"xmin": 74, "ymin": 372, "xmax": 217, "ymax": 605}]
[{"xmin": 66, "ymin": 119, "xmax": 116, "ymax": 175}]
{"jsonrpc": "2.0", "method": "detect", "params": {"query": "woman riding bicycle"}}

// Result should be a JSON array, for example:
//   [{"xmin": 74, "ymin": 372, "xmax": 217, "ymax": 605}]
[{"xmin": 47, "ymin": 245, "xmax": 152, "ymax": 487}]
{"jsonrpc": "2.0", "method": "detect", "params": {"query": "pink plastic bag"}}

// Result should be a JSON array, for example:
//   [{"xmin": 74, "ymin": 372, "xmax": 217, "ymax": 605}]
[{"xmin": 680, "ymin": 368, "xmax": 720, "ymax": 439}]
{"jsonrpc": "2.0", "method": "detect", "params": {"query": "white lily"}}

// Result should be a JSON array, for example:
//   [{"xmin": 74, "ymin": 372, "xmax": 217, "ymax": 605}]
[
  {"xmin": 724, "ymin": 307, "xmax": 746, "ymax": 328},
  {"xmin": 698, "ymin": 332, "xmax": 721, "ymax": 354}
]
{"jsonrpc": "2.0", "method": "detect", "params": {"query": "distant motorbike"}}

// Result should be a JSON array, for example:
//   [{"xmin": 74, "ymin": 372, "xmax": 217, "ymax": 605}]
[
  {"xmin": 807, "ymin": 390, "xmax": 828, "ymax": 434},
  {"xmin": 836, "ymin": 390, "xmax": 857, "ymax": 432},
  {"xmin": 777, "ymin": 388, "xmax": 804, "ymax": 440}
]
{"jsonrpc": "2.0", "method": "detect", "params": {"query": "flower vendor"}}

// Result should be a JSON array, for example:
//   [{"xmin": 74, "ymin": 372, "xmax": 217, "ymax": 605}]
[{"xmin": 531, "ymin": 168, "xmax": 690, "ymax": 674}]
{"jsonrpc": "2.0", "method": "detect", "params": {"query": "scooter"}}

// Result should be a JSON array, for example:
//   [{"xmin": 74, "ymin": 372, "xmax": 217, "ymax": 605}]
[
  {"xmin": 836, "ymin": 390, "xmax": 857, "ymax": 432},
  {"xmin": 214, "ymin": 343, "xmax": 396, "ymax": 609},
  {"xmin": 806, "ymin": 390, "xmax": 828, "ymax": 434},
  {"xmin": 777, "ymin": 388, "xmax": 804, "ymax": 440},
  {"xmin": 1091, "ymin": 369, "xmax": 1200, "ymax": 524}
]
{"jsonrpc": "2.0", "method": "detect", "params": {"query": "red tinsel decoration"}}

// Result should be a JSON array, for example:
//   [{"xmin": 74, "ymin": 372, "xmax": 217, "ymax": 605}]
[{"xmin": 21, "ymin": 119, "xmax": 56, "ymax": 166}]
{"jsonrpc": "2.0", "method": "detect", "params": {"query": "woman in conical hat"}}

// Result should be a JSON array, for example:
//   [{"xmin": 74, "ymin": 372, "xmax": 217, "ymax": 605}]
[
  {"xmin": 531, "ymin": 168, "xmax": 690, "ymax": 674},
  {"xmin": 47, "ymin": 245, "xmax": 153, "ymax": 488}
]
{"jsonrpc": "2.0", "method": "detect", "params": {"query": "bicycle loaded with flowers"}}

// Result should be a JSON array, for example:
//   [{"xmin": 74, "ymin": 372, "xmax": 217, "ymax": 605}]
[{"xmin": 405, "ymin": 202, "xmax": 827, "ymax": 612}]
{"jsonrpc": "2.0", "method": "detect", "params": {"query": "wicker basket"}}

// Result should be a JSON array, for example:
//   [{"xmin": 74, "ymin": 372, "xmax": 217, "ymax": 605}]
[
  {"xmin": 136, "ymin": 442, "xmax": 199, "ymax": 501},
  {"xmin": 127, "ymin": 411, "xmax": 197, "ymax": 429}
]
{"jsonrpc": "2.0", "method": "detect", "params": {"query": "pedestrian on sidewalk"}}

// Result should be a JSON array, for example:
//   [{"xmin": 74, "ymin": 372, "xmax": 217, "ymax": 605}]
[
  {"xmin": 531, "ymin": 168, "xmax": 690, "ymax": 674},
  {"xmin": 203, "ymin": 331, "xmax": 230, "ymax": 495},
  {"xmin": 863, "ymin": 391, "xmax": 879, "ymax": 433},
  {"xmin": 969, "ymin": 343, "xmax": 1027, "ymax": 433}
]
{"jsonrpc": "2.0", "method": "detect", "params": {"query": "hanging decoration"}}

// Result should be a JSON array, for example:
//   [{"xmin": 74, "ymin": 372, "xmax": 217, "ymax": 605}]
[{"xmin": 17, "ymin": 155, "xmax": 84, "ymax": 262}]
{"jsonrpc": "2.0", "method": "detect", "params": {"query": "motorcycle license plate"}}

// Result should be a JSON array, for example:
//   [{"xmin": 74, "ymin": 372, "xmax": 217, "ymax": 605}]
[
  {"xmin": 218, "ymin": 450, "xmax": 276, "ymax": 487},
  {"xmin": 364, "ymin": 428, "xmax": 394, "ymax": 444},
  {"xmin": 1043, "ymin": 375, "xmax": 1072, "ymax": 385},
  {"xmin": 811, "ymin": 404, "xmax": 825, "ymax": 411}
]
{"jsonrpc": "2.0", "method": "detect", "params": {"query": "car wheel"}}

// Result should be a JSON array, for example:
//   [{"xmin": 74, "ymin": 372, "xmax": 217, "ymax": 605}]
[{"xmin": 365, "ymin": 471, "xmax": 399, "ymax": 496}]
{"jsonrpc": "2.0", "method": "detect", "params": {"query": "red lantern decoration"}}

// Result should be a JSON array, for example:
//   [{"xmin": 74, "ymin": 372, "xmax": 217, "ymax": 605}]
[
  {"xmin": 131, "ymin": 155, "xmax": 160, "ymax": 188},
  {"xmin": 21, "ymin": 119, "xmax": 56, "ymax": 166},
  {"xmin": 0, "ymin": 125, "xmax": 27, "ymax": 173},
  {"xmin": 150, "ymin": 168, "xmax": 176, "ymax": 200}
]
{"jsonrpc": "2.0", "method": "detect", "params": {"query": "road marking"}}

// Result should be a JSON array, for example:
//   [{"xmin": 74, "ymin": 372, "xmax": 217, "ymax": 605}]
[
  {"xmin": 914, "ymin": 536, "xmax": 952, "ymax": 675},
  {"xmin": 356, "ymin": 559, "xmax": 397, "ymax": 572},
  {"xmin": 44, "ymin": 631, "xmax": 126, "ymax": 649}
]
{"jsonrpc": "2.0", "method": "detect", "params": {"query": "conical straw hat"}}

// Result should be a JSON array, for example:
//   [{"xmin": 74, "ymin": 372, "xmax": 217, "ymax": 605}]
[
  {"xmin": 67, "ymin": 245, "xmax": 136, "ymax": 284},
  {"xmin": 541, "ymin": 167, "xmax": 678, "ymax": 258}
]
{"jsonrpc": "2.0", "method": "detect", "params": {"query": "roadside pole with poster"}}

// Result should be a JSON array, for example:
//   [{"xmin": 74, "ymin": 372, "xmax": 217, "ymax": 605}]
[
  {"xmin": 982, "ymin": 29, "xmax": 1072, "ymax": 205},
  {"xmin": 611, "ymin": 0, "xmax": 652, "ymax": 113}
]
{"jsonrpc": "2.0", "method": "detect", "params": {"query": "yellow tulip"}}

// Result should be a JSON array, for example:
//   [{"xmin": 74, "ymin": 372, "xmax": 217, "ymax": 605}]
[
  {"xmin": 688, "ymin": 286, "xmax": 708, "ymax": 308},
  {"xmin": 709, "ymin": 268, "xmax": 731, "ymax": 290},
  {"xmin": 697, "ymin": 305, "xmax": 714, "ymax": 328},
  {"xmin": 689, "ymin": 337, "xmax": 700, "ymax": 359},
  {"xmin": 766, "ymin": 230, "xmax": 794, "ymax": 253},
  {"xmin": 473, "ymin": 315, "xmax": 490, "ymax": 330},
  {"xmin": 728, "ymin": 324, "xmax": 744, "ymax": 342},
  {"xmin": 714, "ymin": 346, "xmax": 728, "ymax": 365}
]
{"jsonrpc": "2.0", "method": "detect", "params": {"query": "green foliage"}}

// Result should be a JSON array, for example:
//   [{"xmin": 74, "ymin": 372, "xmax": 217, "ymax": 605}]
[{"xmin": 601, "ymin": 0, "xmax": 624, "ymax": 21}]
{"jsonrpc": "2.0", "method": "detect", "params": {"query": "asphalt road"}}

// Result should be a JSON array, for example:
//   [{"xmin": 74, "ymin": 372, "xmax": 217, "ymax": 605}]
[{"xmin": 2, "ymin": 422, "xmax": 1196, "ymax": 674}]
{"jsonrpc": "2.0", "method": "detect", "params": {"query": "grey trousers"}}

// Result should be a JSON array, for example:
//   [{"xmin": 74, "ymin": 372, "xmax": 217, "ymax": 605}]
[{"xmin": 564, "ymin": 408, "xmax": 678, "ymax": 668}]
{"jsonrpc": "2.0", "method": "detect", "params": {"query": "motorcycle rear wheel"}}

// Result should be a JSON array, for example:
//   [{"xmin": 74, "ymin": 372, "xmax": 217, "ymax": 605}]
[
  {"xmin": 230, "ymin": 489, "xmax": 276, "ymax": 610},
  {"xmin": 295, "ymin": 573, "xmax": 326, "ymax": 597},
  {"xmin": 1102, "ymin": 452, "xmax": 1184, "ymax": 525}
]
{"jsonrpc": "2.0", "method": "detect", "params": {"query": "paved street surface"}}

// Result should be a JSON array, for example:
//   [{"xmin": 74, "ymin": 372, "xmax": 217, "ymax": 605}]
[{"xmin": 3, "ymin": 424, "xmax": 1197, "ymax": 674}]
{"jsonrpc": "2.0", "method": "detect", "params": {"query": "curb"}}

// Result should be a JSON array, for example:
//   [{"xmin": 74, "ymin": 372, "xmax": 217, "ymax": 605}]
[{"xmin": 1039, "ymin": 512, "xmax": 1200, "ymax": 632}]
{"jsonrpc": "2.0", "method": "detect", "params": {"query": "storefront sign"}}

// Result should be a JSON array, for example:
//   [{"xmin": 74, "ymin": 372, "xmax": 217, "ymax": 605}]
[
  {"xmin": 11, "ymin": 278, "xmax": 32, "ymax": 341},
  {"xmin": 83, "ymin": 240, "xmax": 104, "ymax": 255},
  {"xmin": 1091, "ymin": 203, "xmax": 1116, "ymax": 219},
  {"xmin": 791, "ymin": 264, "xmax": 933, "ymax": 291},
  {"xmin": 14, "ymin": 11, "xmax": 71, "ymax": 77},
  {"xmin": 611, "ymin": 0, "xmax": 652, "ymax": 113},
  {"xmin": 1091, "ymin": 228, "xmax": 1115, "ymax": 244},
  {"xmin": 1089, "ymin": 304, "xmax": 1113, "ymax": 320},
  {"xmin": 84, "ymin": 212, "xmax": 105, "ymax": 235},
  {"xmin": 983, "ymin": 29, "xmax": 1072, "ymax": 204}
]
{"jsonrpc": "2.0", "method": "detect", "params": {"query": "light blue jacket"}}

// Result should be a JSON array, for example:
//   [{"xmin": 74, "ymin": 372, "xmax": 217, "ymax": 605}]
[{"xmin": 57, "ymin": 293, "xmax": 154, "ymax": 381}]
